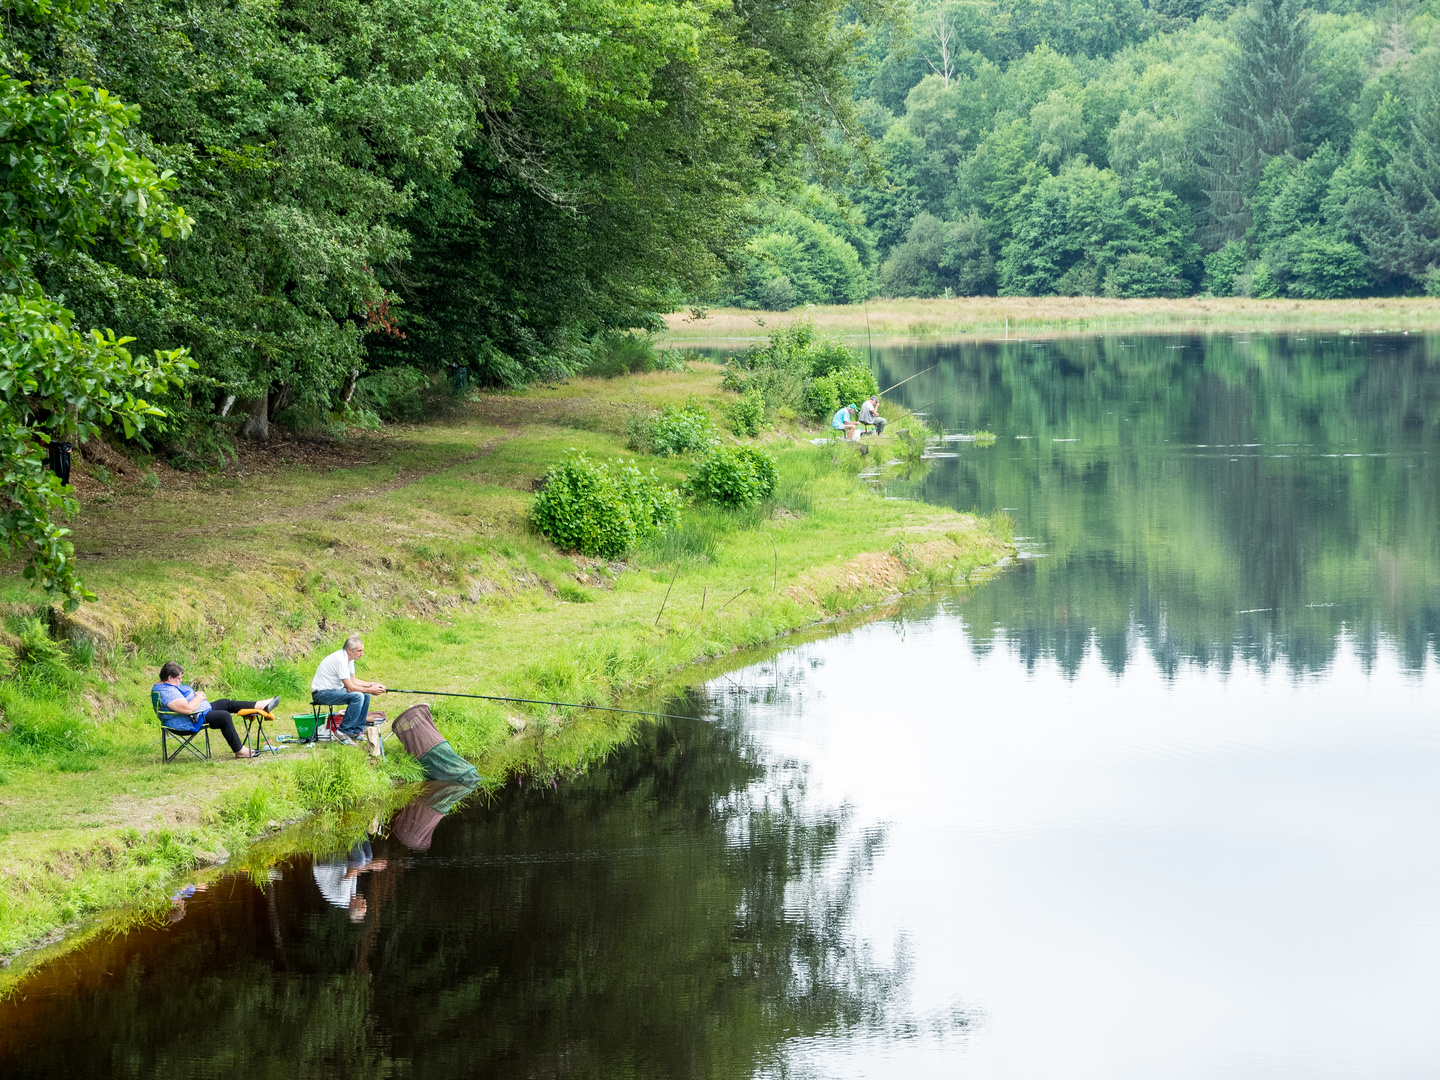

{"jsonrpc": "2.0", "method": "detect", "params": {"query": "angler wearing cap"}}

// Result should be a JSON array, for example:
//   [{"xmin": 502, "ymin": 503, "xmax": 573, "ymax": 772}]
[{"xmin": 311, "ymin": 635, "xmax": 387, "ymax": 742}]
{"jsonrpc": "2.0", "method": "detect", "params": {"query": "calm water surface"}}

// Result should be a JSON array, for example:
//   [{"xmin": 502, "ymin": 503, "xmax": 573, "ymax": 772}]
[{"xmin": 6, "ymin": 333, "xmax": 1440, "ymax": 1078}]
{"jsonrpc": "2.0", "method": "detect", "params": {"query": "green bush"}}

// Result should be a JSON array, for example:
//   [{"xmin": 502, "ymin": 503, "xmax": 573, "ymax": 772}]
[
  {"xmin": 729, "ymin": 207, "xmax": 872, "ymax": 309},
  {"xmin": 532, "ymin": 454, "xmax": 681, "ymax": 557},
  {"xmin": 689, "ymin": 445, "xmax": 779, "ymax": 508},
  {"xmin": 803, "ymin": 367, "xmax": 878, "ymax": 421},
  {"xmin": 629, "ymin": 397, "xmax": 718, "ymax": 455},
  {"xmin": 726, "ymin": 388, "xmax": 766, "ymax": 437},
  {"xmin": 581, "ymin": 331, "xmax": 688, "ymax": 377},
  {"xmin": 722, "ymin": 322, "xmax": 875, "ymax": 423}
]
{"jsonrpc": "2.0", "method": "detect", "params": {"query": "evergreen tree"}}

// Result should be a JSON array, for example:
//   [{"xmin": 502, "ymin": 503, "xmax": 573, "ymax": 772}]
[
  {"xmin": 1200, "ymin": 0, "xmax": 1315, "ymax": 243},
  {"xmin": 1349, "ymin": 112, "xmax": 1440, "ymax": 287}
]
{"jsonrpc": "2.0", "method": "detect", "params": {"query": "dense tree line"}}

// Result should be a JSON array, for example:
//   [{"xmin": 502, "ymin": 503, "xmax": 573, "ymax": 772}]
[
  {"xmin": 726, "ymin": 0, "xmax": 1440, "ymax": 307},
  {"xmin": 0, "ymin": 0, "xmax": 876, "ymax": 597}
]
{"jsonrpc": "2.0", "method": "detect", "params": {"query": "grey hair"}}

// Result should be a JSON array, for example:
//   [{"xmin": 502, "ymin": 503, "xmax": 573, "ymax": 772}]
[{"xmin": 344, "ymin": 634, "xmax": 364, "ymax": 652}]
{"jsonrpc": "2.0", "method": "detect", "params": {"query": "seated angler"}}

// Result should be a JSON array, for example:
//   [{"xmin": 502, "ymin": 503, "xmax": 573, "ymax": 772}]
[
  {"xmin": 153, "ymin": 662, "xmax": 279, "ymax": 760},
  {"xmin": 859, "ymin": 395, "xmax": 886, "ymax": 435},
  {"xmin": 311, "ymin": 634, "xmax": 387, "ymax": 744}
]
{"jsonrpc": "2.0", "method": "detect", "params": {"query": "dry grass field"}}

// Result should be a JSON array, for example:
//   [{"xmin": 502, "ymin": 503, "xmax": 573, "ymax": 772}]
[{"xmin": 661, "ymin": 297, "xmax": 1440, "ymax": 345}]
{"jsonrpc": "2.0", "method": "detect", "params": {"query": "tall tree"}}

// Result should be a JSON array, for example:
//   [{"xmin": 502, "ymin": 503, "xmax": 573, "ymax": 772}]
[
  {"xmin": 1201, "ymin": 0, "xmax": 1315, "ymax": 242},
  {"xmin": 2, "ymin": 5, "xmax": 193, "ymax": 602}
]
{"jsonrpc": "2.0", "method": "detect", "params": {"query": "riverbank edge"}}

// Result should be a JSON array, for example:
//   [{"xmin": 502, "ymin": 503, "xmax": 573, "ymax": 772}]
[
  {"xmin": 0, "ymin": 377, "xmax": 1014, "ymax": 989},
  {"xmin": 0, "ymin": 542, "xmax": 1012, "ymax": 994},
  {"xmin": 660, "ymin": 298, "xmax": 1440, "ymax": 344}
]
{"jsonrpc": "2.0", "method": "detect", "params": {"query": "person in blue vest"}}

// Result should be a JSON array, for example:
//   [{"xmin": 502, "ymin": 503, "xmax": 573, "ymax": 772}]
[
  {"xmin": 832, "ymin": 402, "xmax": 859, "ymax": 440},
  {"xmin": 153, "ymin": 662, "xmax": 280, "ymax": 759}
]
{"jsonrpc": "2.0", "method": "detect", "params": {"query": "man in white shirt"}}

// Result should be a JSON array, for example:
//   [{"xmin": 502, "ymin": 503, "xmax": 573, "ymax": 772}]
[
  {"xmin": 858, "ymin": 395, "xmax": 886, "ymax": 435},
  {"xmin": 311, "ymin": 635, "xmax": 387, "ymax": 740}
]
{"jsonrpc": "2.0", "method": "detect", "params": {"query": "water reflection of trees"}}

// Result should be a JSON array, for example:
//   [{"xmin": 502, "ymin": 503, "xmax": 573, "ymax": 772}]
[
  {"xmin": 881, "ymin": 334, "xmax": 1440, "ymax": 675},
  {"xmin": 1, "ymin": 716, "xmax": 901, "ymax": 1078}
]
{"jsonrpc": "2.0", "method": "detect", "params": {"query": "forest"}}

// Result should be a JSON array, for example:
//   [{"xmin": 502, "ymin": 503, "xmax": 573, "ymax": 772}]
[
  {"xmin": 0, "ymin": 0, "xmax": 872, "ymax": 597},
  {"xmin": 730, "ymin": 0, "xmax": 1440, "ymax": 307},
  {"xmin": 2, "ymin": 0, "xmax": 1439, "ymax": 601}
]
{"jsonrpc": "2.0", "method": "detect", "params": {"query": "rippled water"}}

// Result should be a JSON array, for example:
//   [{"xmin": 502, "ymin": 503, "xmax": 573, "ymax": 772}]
[{"xmin": 6, "ymin": 333, "xmax": 1440, "ymax": 1078}]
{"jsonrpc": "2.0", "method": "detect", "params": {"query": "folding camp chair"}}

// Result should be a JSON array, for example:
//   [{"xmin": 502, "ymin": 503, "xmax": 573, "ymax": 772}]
[{"xmin": 152, "ymin": 690, "xmax": 211, "ymax": 764}]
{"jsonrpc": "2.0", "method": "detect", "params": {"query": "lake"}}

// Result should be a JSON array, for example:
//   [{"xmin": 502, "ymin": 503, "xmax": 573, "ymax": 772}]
[{"xmin": 5, "ymin": 332, "xmax": 1440, "ymax": 1078}]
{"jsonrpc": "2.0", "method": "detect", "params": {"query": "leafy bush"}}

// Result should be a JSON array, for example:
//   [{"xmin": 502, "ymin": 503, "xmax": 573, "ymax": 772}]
[
  {"xmin": 689, "ymin": 445, "xmax": 779, "ymax": 508},
  {"xmin": 726, "ymin": 388, "xmax": 766, "ymax": 437},
  {"xmin": 804, "ymin": 367, "xmax": 878, "ymax": 421},
  {"xmin": 1266, "ymin": 228, "xmax": 1372, "ymax": 299},
  {"xmin": 628, "ymin": 397, "xmax": 718, "ymax": 455},
  {"xmin": 582, "ymin": 331, "xmax": 688, "ymax": 377},
  {"xmin": 880, "ymin": 211, "xmax": 996, "ymax": 297},
  {"xmin": 722, "ymin": 322, "xmax": 876, "ymax": 422},
  {"xmin": 532, "ymin": 454, "xmax": 681, "ymax": 557}
]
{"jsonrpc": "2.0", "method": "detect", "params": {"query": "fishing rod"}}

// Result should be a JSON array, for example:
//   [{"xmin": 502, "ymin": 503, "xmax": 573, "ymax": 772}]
[
  {"xmin": 879, "ymin": 363, "xmax": 938, "ymax": 396},
  {"xmin": 383, "ymin": 689, "xmax": 705, "ymax": 723}
]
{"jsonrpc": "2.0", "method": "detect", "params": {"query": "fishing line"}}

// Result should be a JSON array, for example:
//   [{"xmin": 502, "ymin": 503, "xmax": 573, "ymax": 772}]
[{"xmin": 383, "ymin": 689, "xmax": 707, "ymax": 723}]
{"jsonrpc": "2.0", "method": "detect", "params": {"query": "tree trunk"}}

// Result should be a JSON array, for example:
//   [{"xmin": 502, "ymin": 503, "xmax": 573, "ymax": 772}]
[{"xmin": 239, "ymin": 393, "xmax": 270, "ymax": 442}]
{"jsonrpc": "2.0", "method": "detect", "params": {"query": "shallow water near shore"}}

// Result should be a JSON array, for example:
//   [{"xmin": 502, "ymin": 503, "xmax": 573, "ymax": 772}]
[{"xmin": 6, "ymin": 332, "xmax": 1440, "ymax": 1078}]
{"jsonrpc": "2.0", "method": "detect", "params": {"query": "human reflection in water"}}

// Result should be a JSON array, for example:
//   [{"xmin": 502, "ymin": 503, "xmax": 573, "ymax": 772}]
[
  {"xmin": 390, "ymin": 780, "xmax": 477, "ymax": 852},
  {"xmin": 312, "ymin": 841, "xmax": 388, "ymax": 921},
  {"xmin": 167, "ymin": 882, "xmax": 208, "ymax": 923}
]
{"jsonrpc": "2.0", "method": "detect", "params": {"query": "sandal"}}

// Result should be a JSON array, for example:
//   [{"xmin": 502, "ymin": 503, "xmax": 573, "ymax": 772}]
[{"xmin": 235, "ymin": 747, "xmax": 253, "ymax": 759}]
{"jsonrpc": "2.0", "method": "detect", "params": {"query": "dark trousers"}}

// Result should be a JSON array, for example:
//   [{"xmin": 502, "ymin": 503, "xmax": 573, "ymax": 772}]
[{"xmin": 204, "ymin": 699, "xmax": 258, "ymax": 753}]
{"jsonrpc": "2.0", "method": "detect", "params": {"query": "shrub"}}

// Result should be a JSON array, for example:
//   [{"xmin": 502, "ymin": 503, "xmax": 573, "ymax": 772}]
[
  {"xmin": 629, "ymin": 397, "xmax": 718, "ymax": 455},
  {"xmin": 532, "ymin": 454, "xmax": 681, "ymax": 557},
  {"xmin": 803, "ymin": 367, "xmax": 878, "ymax": 421},
  {"xmin": 689, "ymin": 445, "xmax": 779, "ymax": 508},
  {"xmin": 582, "ymin": 331, "xmax": 687, "ymax": 377},
  {"xmin": 723, "ymin": 322, "xmax": 876, "ymax": 422},
  {"xmin": 726, "ymin": 388, "xmax": 766, "ymax": 437}
]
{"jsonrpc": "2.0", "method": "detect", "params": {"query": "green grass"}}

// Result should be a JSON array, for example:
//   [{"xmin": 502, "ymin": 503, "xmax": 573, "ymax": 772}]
[{"xmin": 0, "ymin": 364, "xmax": 1012, "ymax": 980}]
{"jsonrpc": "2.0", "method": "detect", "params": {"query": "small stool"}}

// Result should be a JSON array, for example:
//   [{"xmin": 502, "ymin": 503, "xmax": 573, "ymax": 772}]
[
  {"xmin": 236, "ymin": 708, "xmax": 279, "ymax": 757},
  {"xmin": 291, "ymin": 703, "xmax": 342, "ymax": 744}
]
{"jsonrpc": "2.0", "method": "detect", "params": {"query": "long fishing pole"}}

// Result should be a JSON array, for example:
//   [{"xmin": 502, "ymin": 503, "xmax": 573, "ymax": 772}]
[
  {"xmin": 879, "ymin": 363, "xmax": 938, "ymax": 396},
  {"xmin": 383, "ymin": 689, "xmax": 704, "ymax": 723}
]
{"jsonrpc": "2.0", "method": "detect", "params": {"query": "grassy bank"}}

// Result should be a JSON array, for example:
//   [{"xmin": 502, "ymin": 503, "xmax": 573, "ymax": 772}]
[
  {"xmin": 0, "ymin": 363, "xmax": 1012, "ymax": 980},
  {"xmin": 661, "ymin": 297, "xmax": 1440, "ymax": 344}
]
